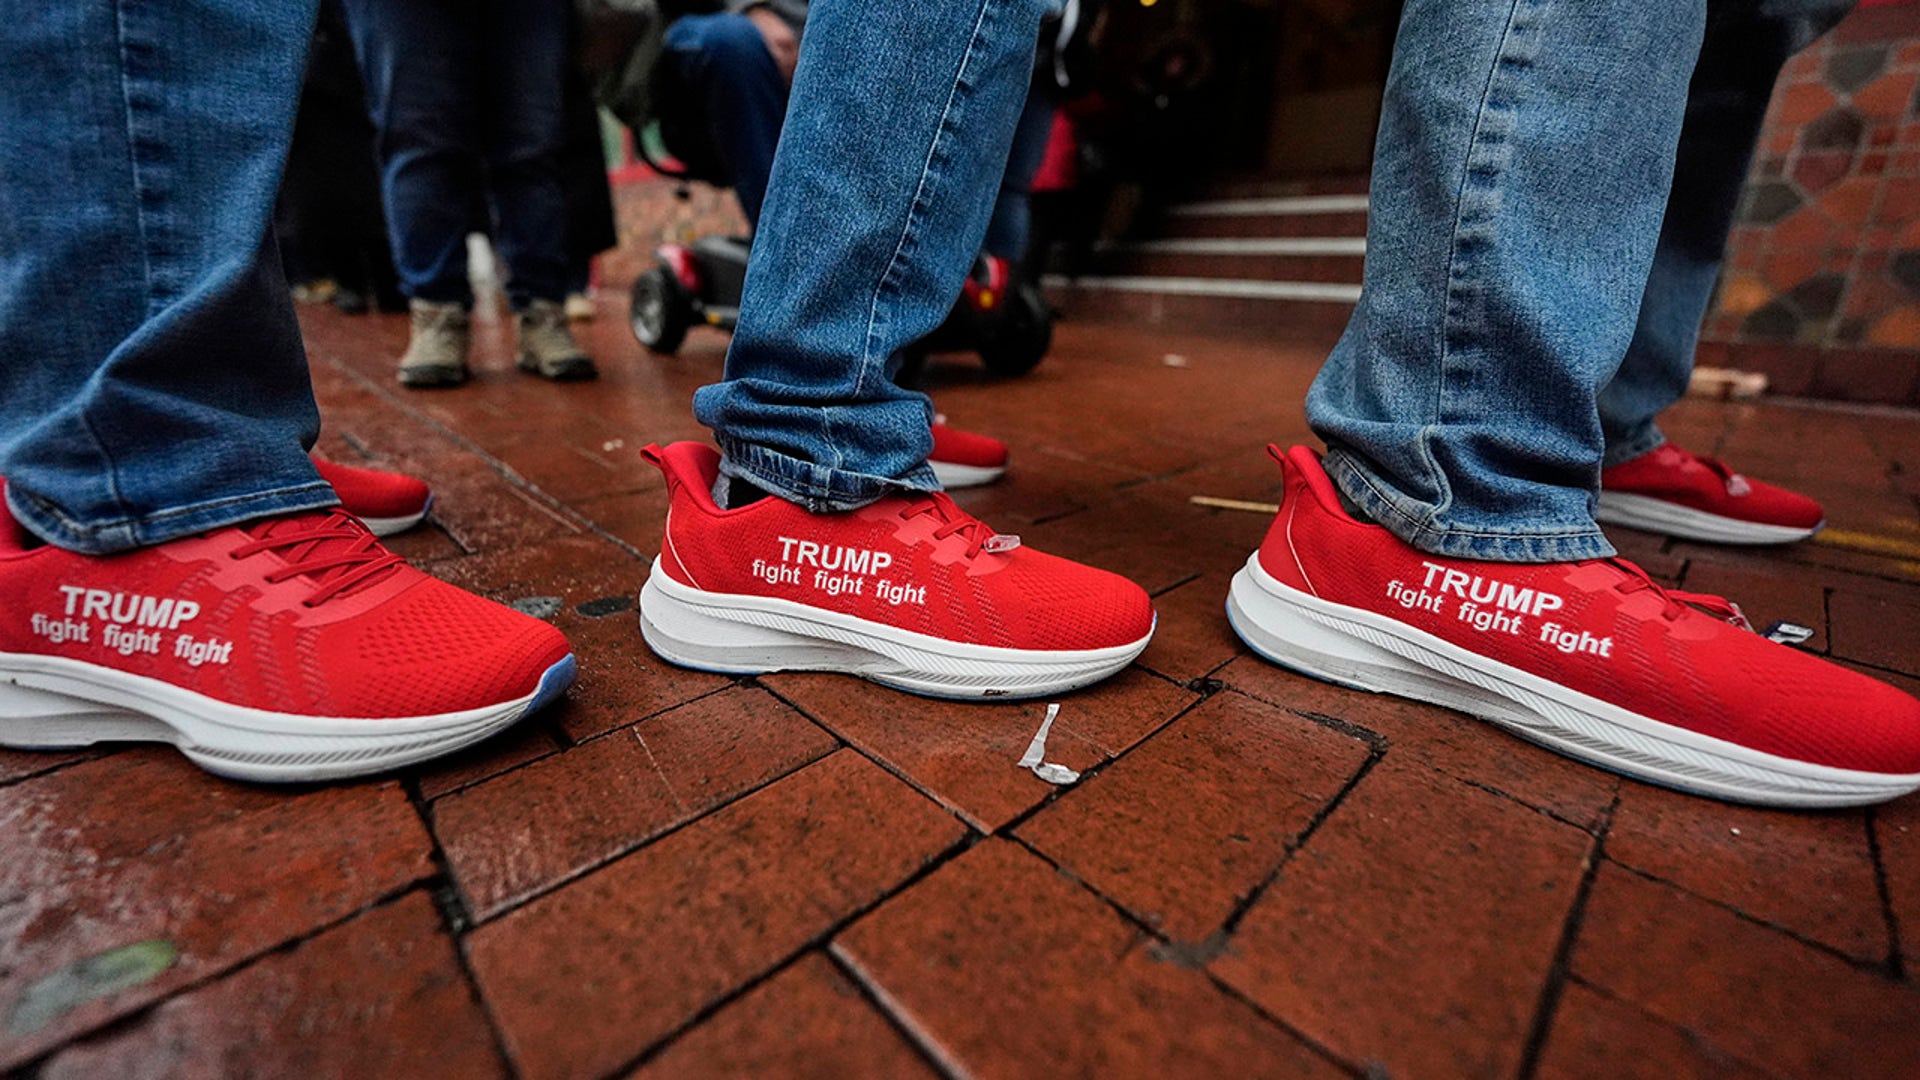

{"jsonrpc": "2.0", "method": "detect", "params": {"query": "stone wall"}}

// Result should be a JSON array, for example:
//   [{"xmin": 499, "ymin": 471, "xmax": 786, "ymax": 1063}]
[{"xmin": 1702, "ymin": 0, "xmax": 1920, "ymax": 402}]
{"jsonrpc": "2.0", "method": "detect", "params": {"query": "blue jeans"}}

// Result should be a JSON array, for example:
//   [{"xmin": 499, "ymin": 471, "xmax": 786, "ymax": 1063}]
[
  {"xmin": 340, "ymin": 0, "xmax": 572, "ymax": 309},
  {"xmin": 0, "ymin": 0, "xmax": 334, "ymax": 555},
  {"xmin": 662, "ymin": 13, "xmax": 791, "ymax": 228},
  {"xmin": 692, "ymin": 0, "xmax": 1047, "ymax": 510},
  {"xmin": 1307, "ymin": 0, "xmax": 1852, "ymax": 563}
]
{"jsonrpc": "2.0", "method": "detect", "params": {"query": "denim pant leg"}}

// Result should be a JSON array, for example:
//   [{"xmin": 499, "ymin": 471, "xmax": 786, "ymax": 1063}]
[
  {"xmin": 1600, "ymin": 0, "xmax": 1856, "ymax": 466},
  {"xmin": 984, "ymin": 91, "xmax": 1056, "ymax": 262},
  {"xmin": 692, "ymin": 0, "xmax": 1047, "ymax": 510},
  {"xmin": 1306, "ymin": 0, "xmax": 1706, "ymax": 563},
  {"xmin": 0, "ymin": 0, "xmax": 334, "ymax": 555},
  {"xmin": 663, "ymin": 14, "xmax": 792, "ymax": 229},
  {"xmin": 342, "ymin": 0, "xmax": 484, "ymax": 305},
  {"xmin": 480, "ymin": 0, "xmax": 572, "ymax": 309}
]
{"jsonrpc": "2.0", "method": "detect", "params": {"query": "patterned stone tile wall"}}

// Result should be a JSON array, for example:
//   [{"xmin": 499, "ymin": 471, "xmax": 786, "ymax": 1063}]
[{"xmin": 1705, "ymin": 1, "xmax": 1920, "ymax": 402}]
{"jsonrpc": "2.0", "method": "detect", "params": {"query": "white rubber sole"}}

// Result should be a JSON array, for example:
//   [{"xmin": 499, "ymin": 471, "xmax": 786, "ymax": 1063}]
[
  {"xmin": 639, "ymin": 558, "xmax": 1150, "ymax": 700},
  {"xmin": 1226, "ymin": 554, "xmax": 1919, "ymax": 807},
  {"xmin": 930, "ymin": 460, "xmax": 1006, "ymax": 489},
  {"xmin": 1596, "ymin": 491, "xmax": 1820, "ymax": 545},
  {"xmin": 0, "ymin": 651, "xmax": 574, "ymax": 783}
]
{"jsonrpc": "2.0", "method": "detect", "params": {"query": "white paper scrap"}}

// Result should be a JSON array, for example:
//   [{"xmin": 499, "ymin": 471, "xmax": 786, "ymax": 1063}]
[{"xmin": 1017, "ymin": 703, "xmax": 1081, "ymax": 785}]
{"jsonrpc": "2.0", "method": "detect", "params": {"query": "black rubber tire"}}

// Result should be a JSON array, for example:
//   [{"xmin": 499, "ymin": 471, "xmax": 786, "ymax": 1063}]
[
  {"xmin": 978, "ymin": 283, "xmax": 1053, "ymax": 376},
  {"xmin": 630, "ymin": 266, "xmax": 692, "ymax": 356}
]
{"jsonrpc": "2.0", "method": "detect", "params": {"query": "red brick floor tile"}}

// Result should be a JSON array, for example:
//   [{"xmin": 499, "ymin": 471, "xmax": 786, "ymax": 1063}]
[
  {"xmin": 833, "ymin": 840, "xmax": 1345, "ymax": 1079},
  {"xmin": 1016, "ymin": 691, "xmax": 1370, "ymax": 942},
  {"xmin": 411, "ymin": 717, "xmax": 565, "ymax": 802},
  {"xmin": 631, "ymin": 953, "xmax": 937, "ymax": 1080},
  {"xmin": 428, "ymin": 536, "xmax": 734, "ymax": 742},
  {"xmin": 1571, "ymin": 863, "xmax": 1920, "ymax": 1080},
  {"xmin": 304, "ymin": 362, "xmax": 591, "ymax": 557},
  {"xmin": 1879, "ymin": 795, "xmax": 1920, "ymax": 971},
  {"xmin": 1216, "ymin": 656, "xmax": 1620, "ymax": 828},
  {"xmin": 38, "ymin": 893, "xmax": 503, "ymax": 1080},
  {"xmin": 1678, "ymin": 556, "xmax": 1830, "ymax": 653},
  {"xmin": 1606, "ymin": 785, "xmax": 1884, "ymax": 960},
  {"xmin": 1134, "ymin": 573, "xmax": 1248, "ymax": 683},
  {"xmin": 1210, "ymin": 759, "xmax": 1594, "ymax": 1079},
  {"xmin": 0, "ymin": 748, "xmax": 92, "ymax": 786},
  {"xmin": 1827, "ymin": 578, "xmax": 1920, "ymax": 678},
  {"xmin": 435, "ymin": 686, "xmax": 836, "ymax": 918},
  {"xmin": 1533, "ymin": 981, "xmax": 1775, "ymax": 1080},
  {"xmin": 762, "ymin": 669, "xmax": 1197, "ymax": 832},
  {"xmin": 0, "ymin": 753, "xmax": 433, "ymax": 1068},
  {"xmin": 1599, "ymin": 525, "xmax": 1688, "ymax": 582},
  {"xmin": 465, "ymin": 750, "xmax": 966, "ymax": 1080}
]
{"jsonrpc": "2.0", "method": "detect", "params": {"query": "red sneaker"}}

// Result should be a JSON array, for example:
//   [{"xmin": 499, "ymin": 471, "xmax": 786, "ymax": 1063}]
[
  {"xmin": 1226, "ymin": 446, "xmax": 1920, "ymax": 807},
  {"xmin": 638, "ymin": 442, "xmax": 1153, "ymax": 698},
  {"xmin": 314, "ymin": 458, "xmax": 433, "ymax": 537},
  {"xmin": 0, "ymin": 502, "xmax": 574, "ymax": 782},
  {"xmin": 929, "ymin": 418, "xmax": 1008, "ymax": 489},
  {"xmin": 1598, "ymin": 443, "xmax": 1822, "ymax": 544}
]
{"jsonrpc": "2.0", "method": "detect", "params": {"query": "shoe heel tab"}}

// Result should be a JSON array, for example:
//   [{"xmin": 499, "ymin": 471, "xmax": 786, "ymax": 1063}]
[
  {"xmin": 1276, "ymin": 445, "xmax": 1349, "ymax": 517},
  {"xmin": 648, "ymin": 442, "xmax": 724, "ymax": 509}
]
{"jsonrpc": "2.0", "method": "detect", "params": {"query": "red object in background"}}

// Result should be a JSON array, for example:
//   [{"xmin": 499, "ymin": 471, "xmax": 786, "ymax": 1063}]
[{"xmin": 1032, "ymin": 111, "xmax": 1080, "ymax": 194}]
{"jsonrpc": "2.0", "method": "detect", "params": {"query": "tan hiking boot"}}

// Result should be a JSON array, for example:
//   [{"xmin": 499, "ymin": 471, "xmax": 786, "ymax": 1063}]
[
  {"xmin": 398, "ymin": 300, "xmax": 471, "ymax": 388},
  {"xmin": 516, "ymin": 299, "xmax": 598, "ymax": 381}
]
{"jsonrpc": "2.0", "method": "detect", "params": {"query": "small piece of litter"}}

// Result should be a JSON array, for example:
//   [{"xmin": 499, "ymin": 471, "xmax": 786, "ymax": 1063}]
[
  {"xmin": 1730, "ymin": 828, "xmax": 1742, "ymax": 837},
  {"xmin": 1190, "ymin": 495, "xmax": 1281, "ymax": 515},
  {"xmin": 1163, "ymin": 353, "xmax": 1189, "ymax": 368},
  {"xmin": 1017, "ymin": 703, "xmax": 1081, "ymax": 785},
  {"xmin": 602, "ymin": 439, "xmax": 626, "ymax": 452}
]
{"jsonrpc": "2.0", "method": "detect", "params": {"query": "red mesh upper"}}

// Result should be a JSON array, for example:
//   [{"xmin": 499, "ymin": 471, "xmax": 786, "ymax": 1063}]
[
  {"xmin": 649, "ymin": 442, "xmax": 1151, "ymax": 652},
  {"xmin": 314, "ymin": 459, "xmax": 433, "ymax": 520},
  {"xmin": 1257, "ymin": 446, "xmax": 1920, "ymax": 775},
  {"xmin": 0, "ymin": 509, "xmax": 569, "ymax": 719},
  {"xmin": 1602, "ymin": 444, "xmax": 1823, "ymax": 529},
  {"xmin": 930, "ymin": 423, "xmax": 1010, "ymax": 470}
]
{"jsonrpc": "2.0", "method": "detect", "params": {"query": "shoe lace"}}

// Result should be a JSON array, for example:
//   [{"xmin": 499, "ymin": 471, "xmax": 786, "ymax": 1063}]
[
  {"xmin": 1670, "ymin": 447, "xmax": 1752, "ymax": 497},
  {"xmin": 1604, "ymin": 557, "xmax": 1750, "ymax": 629},
  {"xmin": 899, "ymin": 493, "xmax": 1020, "ymax": 559},
  {"xmin": 228, "ymin": 510, "xmax": 407, "ymax": 607}
]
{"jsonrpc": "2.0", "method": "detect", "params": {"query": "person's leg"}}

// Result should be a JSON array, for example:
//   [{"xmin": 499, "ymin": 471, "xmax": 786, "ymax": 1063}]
[
  {"xmin": 0, "ymin": 0, "xmax": 576, "ymax": 778},
  {"xmin": 692, "ymin": 0, "xmax": 1045, "ymax": 510},
  {"xmin": 1236, "ymin": 0, "xmax": 1920, "ymax": 807},
  {"xmin": 340, "ymin": 0, "xmax": 483, "ymax": 306},
  {"xmin": 1600, "ymin": 0, "xmax": 1855, "ymax": 463},
  {"xmin": 1304, "ymin": 0, "xmax": 1705, "ymax": 563},
  {"xmin": 983, "ymin": 89, "xmax": 1054, "ymax": 263},
  {"xmin": 661, "ymin": 13, "xmax": 792, "ymax": 228},
  {"xmin": 479, "ymin": 0, "xmax": 572, "ymax": 310},
  {"xmin": 0, "ymin": 0, "xmax": 333, "ymax": 553},
  {"xmin": 643, "ymin": 0, "xmax": 1152, "ymax": 701}
]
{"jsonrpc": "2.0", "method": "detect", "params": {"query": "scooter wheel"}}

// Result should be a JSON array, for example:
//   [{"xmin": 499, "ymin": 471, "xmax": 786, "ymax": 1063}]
[
  {"xmin": 978, "ymin": 283, "xmax": 1052, "ymax": 376},
  {"xmin": 630, "ymin": 266, "xmax": 692, "ymax": 355}
]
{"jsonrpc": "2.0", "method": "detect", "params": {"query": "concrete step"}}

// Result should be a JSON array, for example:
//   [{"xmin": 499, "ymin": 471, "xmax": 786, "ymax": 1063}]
[
  {"xmin": 1092, "ymin": 237, "xmax": 1365, "ymax": 284},
  {"xmin": 1044, "ymin": 274, "xmax": 1359, "ymax": 339}
]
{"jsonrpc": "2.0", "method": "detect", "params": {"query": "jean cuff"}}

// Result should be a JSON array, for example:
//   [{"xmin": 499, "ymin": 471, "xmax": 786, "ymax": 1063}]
[
  {"xmin": 7, "ymin": 481, "xmax": 340, "ymax": 556},
  {"xmin": 1322, "ymin": 448, "xmax": 1616, "ymax": 564},
  {"xmin": 716, "ymin": 438, "xmax": 939, "ymax": 513},
  {"xmin": 1601, "ymin": 426, "xmax": 1666, "ymax": 469}
]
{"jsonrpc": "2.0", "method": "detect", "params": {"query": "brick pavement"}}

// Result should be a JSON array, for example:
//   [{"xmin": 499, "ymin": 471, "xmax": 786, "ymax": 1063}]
[{"xmin": 5, "ymin": 300, "xmax": 1920, "ymax": 1078}]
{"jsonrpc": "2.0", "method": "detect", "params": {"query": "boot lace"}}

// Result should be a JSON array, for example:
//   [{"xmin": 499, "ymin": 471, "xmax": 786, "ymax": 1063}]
[{"xmin": 229, "ymin": 510, "xmax": 407, "ymax": 607}]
